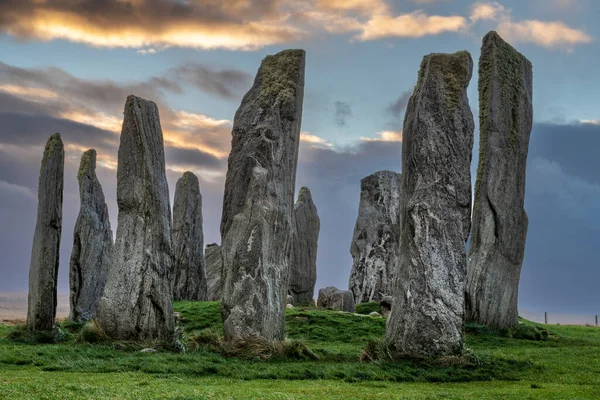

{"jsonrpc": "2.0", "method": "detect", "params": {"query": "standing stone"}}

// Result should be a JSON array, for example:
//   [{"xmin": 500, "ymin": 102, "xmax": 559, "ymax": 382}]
[
  {"xmin": 220, "ymin": 49, "xmax": 305, "ymax": 341},
  {"xmin": 95, "ymin": 95, "xmax": 174, "ymax": 340},
  {"xmin": 27, "ymin": 133, "xmax": 64, "ymax": 331},
  {"xmin": 69, "ymin": 149, "xmax": 112, "ymax": 322},
  {"xmin": 386, "ymin": 51, "xmax": 475, "ymax": 358},
  {"xmin": 172, "ymin": 172, "xmax": 207, "ymax": 301},
  {"xmin": 316, "ymin": 287, "xmax": 355, "ymax": 313},
  {"xmin": 466, "ymin": 32, "xmax": 533, "ymax": 330},
  {"xmin": 288, "ymin": 187, "xmax": 320, "ymax": 306},
  {"xmin": 205, "ymin": 243, "xmax": 223, "ymax": 301},
  {"xmin": 348, "ymin": 171, "xmax": 402, "ymax": 304}
]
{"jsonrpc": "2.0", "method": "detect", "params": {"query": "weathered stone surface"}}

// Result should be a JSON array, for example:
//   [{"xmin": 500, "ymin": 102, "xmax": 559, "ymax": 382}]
[
  {"xmin": 380, "ymin": 296, "xmax": 393, "ymax": 317},
  {"xmin": 348, "ymin": 171, "xmax": 402, "ymax": 304},
  {"xmin": 27, "ymin": 133, "xmax": 64, "ymax": 331},
  {"xmin": 95, "ymin": 95, "xmax": 174, "ymax": 340},
  {"xmin": 205, "ymin": 243, "xmax": 223, "ymax": 301},
  {"xmin": 386, "ymin": 51, "xmax": 475, "ymax": 358},
  {"xmin": 69, "ymin": 149, "xmax": 112, "ymax": 322},
  {"xmin": 317, "ymin": 287, "xmax": 355, "ymax": 312},
  {"xmin": 220, "ymin": 49, "xmax": 305, "ymax": 341},
  {"xmin": 172, "ymin": 172, "xmax": 207, "ymax": 301},
  {"xmin": 288, "ymin": 187, "xmax": 320, "ymax": 306},
  {"xmin": 466, "ymin": 32, "xmax": 533, "ymax": 330}
]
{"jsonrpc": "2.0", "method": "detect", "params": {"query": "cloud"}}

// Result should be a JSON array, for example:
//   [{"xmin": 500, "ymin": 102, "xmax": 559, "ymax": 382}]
[
  {"xmin": 300, "ymin": 132, "xmax": 333, "ymax": 149},
  {"xmin": 0, "ymin": 61, "xmax": 243, "ymax": 166},
  {"xmin": 360, "ymin": 130, "xmax": 403, "ymax": 142},
  {"xmin": 469, "ymin": 1, "xmax": 507, "ymax": 22},
  {"xmin": 469, "ymin": 1, "xmax": 592, "ymax": 50},
  {"xmin": 0, "ymin": 0, "xmax": 302, "ymax": 51},
  {"xmin": 353, "ymin": 11, "xmax": 467, "ymax": 41},
  {"xmin": 334, "ymin": 101, "xmax": 353, "ymax": 127},
  {"xmin": 497, "ymin": 20, "xmax": 593, "ymax": 50}
]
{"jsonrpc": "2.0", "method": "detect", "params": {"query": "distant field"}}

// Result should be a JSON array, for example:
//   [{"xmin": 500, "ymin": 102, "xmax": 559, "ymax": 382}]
[{"xmin": 0, "ymin": 292, "xmax": 69, "ymax": 322}]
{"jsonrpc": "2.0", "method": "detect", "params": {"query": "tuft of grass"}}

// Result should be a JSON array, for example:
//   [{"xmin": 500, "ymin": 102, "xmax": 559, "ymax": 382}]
[
  {"xmin": 355, "ymin": 302, "xmax": 381, "ymax": 315},
  {"xmin": 77, "ymin": 321, "xmax": 107, "ymax": 344}
]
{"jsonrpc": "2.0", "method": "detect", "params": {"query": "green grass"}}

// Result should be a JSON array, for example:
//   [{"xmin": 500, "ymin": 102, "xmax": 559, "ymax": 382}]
[{"xmin": 1, "ymin": 302, "xmax": 600, "ymax": 399}]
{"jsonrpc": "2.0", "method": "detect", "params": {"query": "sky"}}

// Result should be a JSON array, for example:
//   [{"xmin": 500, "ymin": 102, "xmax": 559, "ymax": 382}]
[{"xmin": 0, "ymin": 0, "xmax": 599, "ymax": 315}]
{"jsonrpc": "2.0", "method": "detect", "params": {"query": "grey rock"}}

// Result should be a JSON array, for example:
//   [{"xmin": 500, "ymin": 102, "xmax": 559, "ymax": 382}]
[
  {"xmin": 220, "ymin": 49, "xmax": 305, "ymax": 341},
  {"xmin": 466, "ymin": 32, "xmax": 533, "ymax": 330},
  {"xmin": 69, "ymin": 149, "xmax": 113, "ymax": 322},
  {"xmin": 95, "ymin": 95, "xmax": 174, "ymax": 340},
  {"xmin": 369, "ymin": 311, "xmax": 382, "ymax": 317},
  {"xmin": 172, "ymin": 172, "xmax": 207, "ymax": 301},
  {"xmin": 205, "ymin": 243, "xmax": 223, "ymax": 301},
  {"xmin": 385, "ymin": 51, "xmax": 475, "ymax": 358},
  {"xmin": 348, "ymin": 170, "xmax": 402, "ymax": 304},
  {"xmin": 288, "ymin": 187, "xmax": 320, "ymax": 306},
  {"xmin": 379, "ymin": 295, "xmax": 393, "ymax": 317},
  {"xmin": 27, "ymin": 133, "xmax": 64, "ymax": 331},
  {"xmin": 317, "ymin": 286, "xmax": 355, "ymax": 313}
]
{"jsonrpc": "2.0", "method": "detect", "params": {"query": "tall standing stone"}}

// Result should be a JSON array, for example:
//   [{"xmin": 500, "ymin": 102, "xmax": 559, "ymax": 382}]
[
  {"xmin": 288, "ymin": 187, "xmax": 320, "ymax": 306},
  {"xmin": 95, "ymin": 95, "xmax": 174, "ymax": 340},
  {"xmin": 348, "ymin": 171, "xmax": 401, "ymax": 304},
  {"xmin": 172, "ymin": 172, "xmax": 207, "ymax": 301},
  {"xmin": 27, "ymin": 133, "xmax": 64, "ymax": 331},
  {"xmin": 220, "ymin": 49, "xmax": 305, "ymax": 341},
  {"xmin": 205, "ymin": 243, "xmax": 223, "ymax": 301},
  {"xmin": 69, "ymin": 149, "xmax": 112, "ymax": 322},
  {"xmin": 386, "ymin": 51, "xmax": 475, "ymax": 358},
  {"xmin": 466, "ymin": 32, "xmax": 533, "ymax": 330}
]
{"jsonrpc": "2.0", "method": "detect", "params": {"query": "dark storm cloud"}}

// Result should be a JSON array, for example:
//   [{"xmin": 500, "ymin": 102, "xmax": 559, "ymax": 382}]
[
  {"xmin": 386, "ymin": 89, "xmax": 412, "ymax": 118},
  {"xmin": 0, "ymin": 60, "xmax": 250, "ymax": 109},
  {"xmin": 334, "ymin": 101, "xmax": 353, "ymax": 128},
  {"xmin": 528, "ymin": 122, "xmax": 600, "ymax": 185},
  {"xmin": 0, "ymin": 111, "xmax": 119, "ymax": 151},
  {"xmin": 165, "ymin": 146, "xmax": 225, "ymax": 169}
]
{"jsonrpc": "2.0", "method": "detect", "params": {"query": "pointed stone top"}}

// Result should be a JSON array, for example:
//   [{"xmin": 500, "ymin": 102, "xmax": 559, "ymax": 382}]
[
  {"xmin": 44, "ymin": 132, "xmax": 63, "ymax": 154},
  {"xmin": 78, "ymin": 149, "xmax": 97, "ymax": 181},
  {"xmin": 256, "ymin": 49, "xmax": 306, "ymax": 106},
  {"xmin": 180, "ymin": 171, "xmax": 198, "ymax": 184},
  {"xmin": 297, "ymin": 186, "xmax": 313, "ymax": 203}
]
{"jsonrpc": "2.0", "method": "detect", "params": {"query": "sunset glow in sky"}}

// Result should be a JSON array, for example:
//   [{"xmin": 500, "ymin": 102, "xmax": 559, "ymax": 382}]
[{"xmin": 0, "ymin": 0, "xmax": 599, "ymax": 314}]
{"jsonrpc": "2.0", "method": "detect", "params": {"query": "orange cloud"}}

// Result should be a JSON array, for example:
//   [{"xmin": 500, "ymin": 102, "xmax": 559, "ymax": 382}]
[
  {"xmin": 0, "ymin": 84, "xmax": 57, "ymax": 101},
  {"xmin": 497, "ymin": 20, "xmax": 592, "ymax": 49},
  {"xmin": 300, "ymin": 132, "xmax": 333, "ymax": 148},
  {"xmin": 360, "ymin": 130, "xmax": 403, "ymax": 142},
  {"xmin": 0, "ymin": 2, "xmax": 302, "ymax": 51},
  {"xmin": 355, "ymin": 12, "xmax": 467, "ymax": 41}
]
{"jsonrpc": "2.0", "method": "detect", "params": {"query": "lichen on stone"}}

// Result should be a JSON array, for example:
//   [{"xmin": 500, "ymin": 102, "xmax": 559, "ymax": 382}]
[
  {"xmin": 257, "ymin": 49, "xmax": 305, "ymax": 108},
  {"xmin": 77, "ymin": 149, "xmax": 96, "ymax": 182}
]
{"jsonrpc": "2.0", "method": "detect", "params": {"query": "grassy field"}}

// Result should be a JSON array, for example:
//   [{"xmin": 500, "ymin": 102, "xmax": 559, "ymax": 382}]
[{"xmin": 1, "ymin": 301, "xmax": 599, "ymax": 399}]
